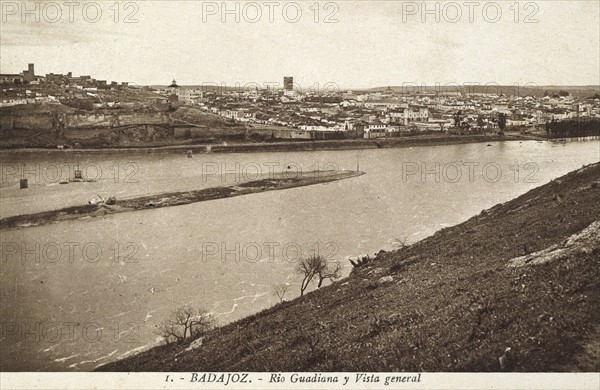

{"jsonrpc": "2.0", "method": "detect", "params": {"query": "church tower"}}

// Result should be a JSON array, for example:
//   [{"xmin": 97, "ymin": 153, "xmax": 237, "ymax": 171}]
[{"xmin": 168, "ymin": 79, "xmax": 180, "ymax": 96}]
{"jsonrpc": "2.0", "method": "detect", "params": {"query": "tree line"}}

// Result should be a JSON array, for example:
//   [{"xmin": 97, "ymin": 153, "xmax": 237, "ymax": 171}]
[{"xmin": 545, "ymin": 118, "xmax": 600, "ymax": 139}]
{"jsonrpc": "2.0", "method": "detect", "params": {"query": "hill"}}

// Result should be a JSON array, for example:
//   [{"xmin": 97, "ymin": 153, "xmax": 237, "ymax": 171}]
[{"xmin": 99, "ymin": 163, "xmax": 600, "ymax": 372}]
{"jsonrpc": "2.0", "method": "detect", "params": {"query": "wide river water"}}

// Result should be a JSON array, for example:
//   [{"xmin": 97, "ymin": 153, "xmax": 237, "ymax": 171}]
[{"xmin": 1, "ymin": 139, "xmax": 598, "ymax": 371}]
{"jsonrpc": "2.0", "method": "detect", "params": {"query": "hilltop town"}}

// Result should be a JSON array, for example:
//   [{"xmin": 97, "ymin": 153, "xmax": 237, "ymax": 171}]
[{"xmin": 1, "ymin": 64, "xmax": 599, "ymax": 148}]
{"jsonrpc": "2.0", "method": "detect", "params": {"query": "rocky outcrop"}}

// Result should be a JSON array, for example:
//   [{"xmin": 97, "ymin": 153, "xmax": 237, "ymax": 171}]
[{"xmin": 508, "ymin": 220, "xmax": 600, "ymax": 267}]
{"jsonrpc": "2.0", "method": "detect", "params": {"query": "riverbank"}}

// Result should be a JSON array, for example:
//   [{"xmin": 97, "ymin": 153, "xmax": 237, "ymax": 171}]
[
  {"xmin": 99, "ymin": 162, "xmax": 600, "ymax": 372},
  {"xmin": 0, "ymin": 133, "xmax": 542, "ymax": 156},
  {"xmin": 0, "ymin": 170, "xmax": 364, "ymax": 230}
]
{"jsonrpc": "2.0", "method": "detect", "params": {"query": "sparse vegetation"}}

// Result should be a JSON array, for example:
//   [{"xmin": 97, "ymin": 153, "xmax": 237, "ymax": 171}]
[
  {"xmin": 273, "ymin": 283, "xmax": 290, "ymax": 303},
  {"xmin": 295, "ymin": 255, "xmax": 342, "ymax": 296},
  {"xmin": 156, "ymin": 305, "xmax": 215, "ymax": 344},
  {"xmin": 100, "ymin": 163, "xmax": 600, "ymax": 372},
  {"xmin": 349, "ymin": 254, "xmax": 372, "ymax": 269}
]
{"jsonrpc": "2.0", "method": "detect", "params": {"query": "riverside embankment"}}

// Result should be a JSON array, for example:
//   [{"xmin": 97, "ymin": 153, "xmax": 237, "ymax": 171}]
[{"xmin": 1, "ymin": 133, "xmax": 542, "ymax": 155}]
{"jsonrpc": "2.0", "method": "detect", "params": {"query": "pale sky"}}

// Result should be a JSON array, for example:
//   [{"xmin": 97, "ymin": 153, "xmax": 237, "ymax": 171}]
[{"xmin": 1, "ymin": 1, "xmax": 599, "ymax": 87}]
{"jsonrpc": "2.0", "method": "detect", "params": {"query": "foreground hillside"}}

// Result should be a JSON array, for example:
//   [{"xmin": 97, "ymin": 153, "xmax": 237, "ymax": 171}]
[{"xmin": 100, "ymin": 163, "xmax": 600, "ymax": 372}]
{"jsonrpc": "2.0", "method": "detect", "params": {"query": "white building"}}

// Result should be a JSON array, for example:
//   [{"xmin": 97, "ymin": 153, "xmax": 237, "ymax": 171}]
[
  {"xmin": 363, "ymin": 124, "xmax": 388, "ymax": 138},
  {"xmin": 389, "ymin": 107, "xmax": 430, "ymax": 125}
]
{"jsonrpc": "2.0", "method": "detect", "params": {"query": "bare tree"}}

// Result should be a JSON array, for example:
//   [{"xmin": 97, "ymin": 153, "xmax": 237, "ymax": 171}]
[
  {"xmin": 295, "ymin": 255, "xmax": 342, "ymax": 296},
  {"xmin": 295, "ymin": 255, "xmax": 319, "ymax": 297},
  {"xmin": 273, "ymin": 283, "xmax": 290, "ymax": 303},
  {"xmin": 157, "ymin": 305, "xmax": 215, "ymax": 344},
  {"xmin": 316, "ymin": 260, "xmax": 342, "ymax": 288}
]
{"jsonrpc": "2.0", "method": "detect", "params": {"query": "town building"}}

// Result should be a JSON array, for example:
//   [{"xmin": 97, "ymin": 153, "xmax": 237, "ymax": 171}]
[{"xmin": 284, "ymin": 77, "xmax": 293, "ymax": 91}]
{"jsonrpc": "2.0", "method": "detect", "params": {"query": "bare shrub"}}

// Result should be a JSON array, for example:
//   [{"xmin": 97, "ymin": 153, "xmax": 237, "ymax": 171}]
[
  {"xmin": 295, "ymin": 255, "xmax": 342, "ymax": 296},
  {"xmin": 273, "ymin": 283, "xmax": 290, "ymax": 303},
  {"xmin": 157, "ymin": 305, "xmax": 215, "ymax": 344}
]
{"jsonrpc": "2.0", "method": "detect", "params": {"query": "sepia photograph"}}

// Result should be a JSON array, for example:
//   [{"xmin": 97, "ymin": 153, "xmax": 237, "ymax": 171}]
[{"xmin": 0, "ymin": 1, "xmax": 599, "ymax": 389}]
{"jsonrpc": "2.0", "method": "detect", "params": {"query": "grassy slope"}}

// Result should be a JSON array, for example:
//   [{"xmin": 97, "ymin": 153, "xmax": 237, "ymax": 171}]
[{"xmin": 100, "ymin": 164, "xmax": 600, "ymax": 372}]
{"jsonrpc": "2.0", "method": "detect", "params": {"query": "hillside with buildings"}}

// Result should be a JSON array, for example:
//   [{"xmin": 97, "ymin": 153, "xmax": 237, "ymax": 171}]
[{"xmin": 1, "ymin": 65, "xmax": 599, "ymax": 149}]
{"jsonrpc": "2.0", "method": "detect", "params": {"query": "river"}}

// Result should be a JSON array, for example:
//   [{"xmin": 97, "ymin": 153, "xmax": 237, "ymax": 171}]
[{"xmin": 0, "ymin": 139, "xmax": 598, "ymax": 371}]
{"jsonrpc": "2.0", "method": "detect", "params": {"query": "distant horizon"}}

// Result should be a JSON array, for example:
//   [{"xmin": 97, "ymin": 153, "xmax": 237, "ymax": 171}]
[
  {"xmin": 2, "ymin": 63, "xmax": 600, "ymax": 91},
  {"xmin": 145, "ymin": 83, "xmax": 600, "ymax": 89},
  {"xmin": 3, "ymin": 62, "xmax": 599, "ymax": 92},
  {"xmin": 2, "ymin": 1, "xmax": 598, "ymax": 86}
]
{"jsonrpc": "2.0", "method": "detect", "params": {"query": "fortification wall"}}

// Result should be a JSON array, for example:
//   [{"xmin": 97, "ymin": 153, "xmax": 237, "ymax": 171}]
[
  {"xmin": 1, "ymin": 111, "xmax": 170, "ymax": 131},
  {"xmin": 65, "ymin": 112, "xmax": 169, "ymax": 128},
  {"xmin": 13, "ymin": 115, "xmax": 55, "ymax": 131}
]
